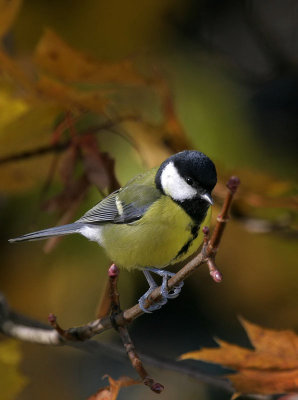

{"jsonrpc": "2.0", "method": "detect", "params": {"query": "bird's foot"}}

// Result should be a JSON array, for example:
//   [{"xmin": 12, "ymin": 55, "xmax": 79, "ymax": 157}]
[
  {"xmin": 138, "ymin": 267, "xmax": 184, "ymax": 313},
  {"xmin": 138, "ymin": 286, "xmax": 167, "ymax": 313},
  {"xmin": 147, "ymin": 268, "xmax": 184, "ymax": 299}
]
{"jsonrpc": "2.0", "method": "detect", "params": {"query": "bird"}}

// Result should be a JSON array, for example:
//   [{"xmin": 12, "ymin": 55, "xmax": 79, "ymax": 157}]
[{"xmin": 9, "ymin": 150, "xmax": 217, "ymax": 312}]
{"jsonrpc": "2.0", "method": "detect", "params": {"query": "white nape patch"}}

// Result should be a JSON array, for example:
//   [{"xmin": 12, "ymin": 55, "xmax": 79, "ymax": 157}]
[
  {"xmin": 160, "ymin": 161, "xmax": 197, "ymax": 201},
  {"xmin": 79, "ymin": 225, "xmax": 103, "ymax": 244},
  {"xmin": 115, "ymin": 195, "xmax": 123, "ymax": 215}
]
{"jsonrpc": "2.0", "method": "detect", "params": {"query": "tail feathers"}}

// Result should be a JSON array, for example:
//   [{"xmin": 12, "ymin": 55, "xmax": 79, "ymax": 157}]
[{"xmin": 9, "ymin": 223, "xmax": 83, "ymax": 243}]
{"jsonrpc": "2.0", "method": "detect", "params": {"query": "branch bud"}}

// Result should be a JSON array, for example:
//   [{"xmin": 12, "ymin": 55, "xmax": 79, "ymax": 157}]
[{"xmin": 226, "ymin": 176, "xmax": 240, "ymax": 193}]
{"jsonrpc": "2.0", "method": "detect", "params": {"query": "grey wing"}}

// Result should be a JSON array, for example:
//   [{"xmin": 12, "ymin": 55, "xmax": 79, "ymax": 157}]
[
  {"xmin": 76, "ymin": 185, "xmax": 161, "ymax": 225},
  {"xmin": 76, "ymin": 190, "xmax": 121, "ymax": 224}
]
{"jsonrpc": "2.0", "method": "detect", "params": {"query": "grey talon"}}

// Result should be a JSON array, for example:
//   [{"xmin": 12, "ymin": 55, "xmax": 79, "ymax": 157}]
[{"xmin": 138, "ymin": 267, "xmax": 184, "ymax": 313}]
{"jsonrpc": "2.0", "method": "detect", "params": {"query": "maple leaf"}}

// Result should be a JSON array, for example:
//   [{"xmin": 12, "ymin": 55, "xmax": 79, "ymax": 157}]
[
  {"xmin": 87, "ymin": 375, "xmax": 140, "ymax": 400},
  {"xmin": 180, "ymin": 318, "xmax": 298, "ymax": 396}
]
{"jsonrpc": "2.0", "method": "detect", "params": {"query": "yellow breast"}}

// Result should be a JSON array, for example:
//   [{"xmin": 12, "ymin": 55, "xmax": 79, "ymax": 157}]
[{"xmin": 101, "ymin": 196, "xmax": 211, "ymax": 270}]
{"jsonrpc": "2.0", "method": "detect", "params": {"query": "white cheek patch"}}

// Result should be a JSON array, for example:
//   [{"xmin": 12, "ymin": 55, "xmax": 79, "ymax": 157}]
[{"xmin": 160, "ymin": 162, "xmax": 197, "ymax": 201}]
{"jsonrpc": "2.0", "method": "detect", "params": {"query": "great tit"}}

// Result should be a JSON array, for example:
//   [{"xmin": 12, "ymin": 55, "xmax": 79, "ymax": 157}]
[{"xmin": 9, "ymin": 150, "xmax": 217, "ymax": 312}]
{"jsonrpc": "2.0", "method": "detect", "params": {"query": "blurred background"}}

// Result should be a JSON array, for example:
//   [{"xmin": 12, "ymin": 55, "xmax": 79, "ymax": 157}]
[{"xmin": 0, "ymin": 0, "xmax": 297, "ymax": 399}]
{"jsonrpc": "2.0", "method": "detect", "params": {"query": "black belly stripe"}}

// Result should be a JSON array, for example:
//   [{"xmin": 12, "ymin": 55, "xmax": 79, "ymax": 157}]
[{"xmin": 174, "ymin": 224, "xmax": 199, "ymax": 260}]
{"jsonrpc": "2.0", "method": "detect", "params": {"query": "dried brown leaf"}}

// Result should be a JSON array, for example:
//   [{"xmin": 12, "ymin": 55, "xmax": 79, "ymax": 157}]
[
  {"xmin": 80, "ymin": 135, "xmax": 112, "ymax": 192},
  {"xmin": 43, "ymin": 175, "xmax": 89, "ymax": 253},
  {"xmin": 228, "ymin": 369, "xmax": 298, "ymax": 395},
  {"xmin": 59, "ymin": 143, "xmax": 79, "ymax": 186},
  {"xmin": 160, "ymin": 83, "xmax": 190, "ymax": 152},
  {"xmin": 42, "ymin": 174, "xmax": 89, "ymax": 213},
  {"xmin": 180, "ymin": 318, "xmax": 298, "ymax": 395},
  {"xmin": 87, "ymin": 375, "xmax": 140, "ymax": 400}
]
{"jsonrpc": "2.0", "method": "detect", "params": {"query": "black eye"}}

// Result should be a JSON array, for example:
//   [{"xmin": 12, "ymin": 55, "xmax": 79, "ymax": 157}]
[{"xmin": 186, "ymin": 177, "xmax": 194, "ymax": 186}]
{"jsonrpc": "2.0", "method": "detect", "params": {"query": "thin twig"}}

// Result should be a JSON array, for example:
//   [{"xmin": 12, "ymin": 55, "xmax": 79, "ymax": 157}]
[
  {"xmin": 108, "ymin": 265, "xmax": 164, "ymax": 393},
  {"xmin": 118, "ymin": 326, "xmax": 164, "ymax": 394},
  {"xmin": 0, "ymin": 115, "xmax": 137, "ymax": 165},
  {"xmin": 96, "ymin": 276, "xmax": 112, "ymax": 319},
  {"xmin": 0, "ymin": 291, "xmax": 233, "ymax": 392}
]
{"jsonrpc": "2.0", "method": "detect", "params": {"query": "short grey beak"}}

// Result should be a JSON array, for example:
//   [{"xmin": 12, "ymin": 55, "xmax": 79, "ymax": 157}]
[{"xmin": 200, "ymin": 192, "xmax": 213, "ymax": 205}]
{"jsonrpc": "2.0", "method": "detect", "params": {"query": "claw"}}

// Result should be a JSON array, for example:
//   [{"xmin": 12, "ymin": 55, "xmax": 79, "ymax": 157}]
[
  {"xmin": 138, "ymin": 289, "xmax": 167, "ymax": 313},
  {"xmin": 138, "ymin": 267, "xmax": 184, "ymax": 312}
]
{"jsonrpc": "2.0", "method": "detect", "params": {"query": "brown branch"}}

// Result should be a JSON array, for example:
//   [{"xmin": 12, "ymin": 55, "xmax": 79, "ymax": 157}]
[
  {"xmin": 96, "ymin": 276, "xmax": 112, "ymax": 319},
  {"xmin": 118, "ymin": 326, "xmax": 164, "ymax": 394},
  {"xmin": 108, "ymin": 264, "xmax": 164, "ymax": 393},
  {"xmin": 0, "ymin": 291, "xmax": 233, "ymax": 392},
  {"xmin": 0, "ymin": 115, "xmax": 137, "ymax": 165}
]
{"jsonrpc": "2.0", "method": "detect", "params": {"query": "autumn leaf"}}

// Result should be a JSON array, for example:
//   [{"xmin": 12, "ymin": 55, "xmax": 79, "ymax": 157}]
[
  {"xmin": 80, "ymin": 135, "xmax": 114, "ymax": 192},
  {"xmin": 0, "ymin": 0, "xmax": 22, "ymax": 39},
  {"xmin": 87, "ymin": 375, "xmax": 140, "ymax": 400},
  {"xmin": 180, "ymin": 318, "xmax": 298, "ymax": 395}
]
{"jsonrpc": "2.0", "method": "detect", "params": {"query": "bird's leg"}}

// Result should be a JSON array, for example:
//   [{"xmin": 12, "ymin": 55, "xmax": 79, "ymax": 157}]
[
  {"xmin": 138, "ymin": 268, "xmax": 184, "ymax": 313},
  {"xmin": 138, "ymin": 269, "xmax": 167, "ymax": 313},
  {"xmin": 147, "ymin": 267, "xmax": 184, "ymax": 299}
]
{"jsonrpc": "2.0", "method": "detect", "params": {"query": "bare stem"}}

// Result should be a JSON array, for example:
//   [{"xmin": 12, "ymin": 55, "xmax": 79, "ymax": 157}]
[
  {"xmin": 0, "ymin": 115, "xmax": 137, "ymax": 165},
  {"xmin": 118, "ymin": 326, "xmax": 164, "ymax": 394},
  {"xmin": 107, "ymin": 264, "xmax": 164, "ymax": 393}
]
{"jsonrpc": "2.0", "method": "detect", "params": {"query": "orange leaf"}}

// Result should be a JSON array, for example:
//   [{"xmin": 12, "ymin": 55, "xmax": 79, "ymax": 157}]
[
  {"xmin": 180, "ymin": 318, "xmax": 298, "ymax": 395},
  {"xmin": 228, "ymin": 369, "xmax": 298, "ymax": 395},
  {"xmin": 87, "ymin": 375, "xmax": 140, "ymax": 400}
]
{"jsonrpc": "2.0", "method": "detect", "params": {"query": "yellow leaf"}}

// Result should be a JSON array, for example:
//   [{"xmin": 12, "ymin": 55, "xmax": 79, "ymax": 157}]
[
  {"xmin": 0, "ymin": 84, "xmax": 28, "ymax": 130},
  {"xmin": 0, "ymin": 0, "xmax": 22, "ymax": 39},
  {"xmin": 0, "ymin": 339, "xmax": 28, "ymax": 400}
]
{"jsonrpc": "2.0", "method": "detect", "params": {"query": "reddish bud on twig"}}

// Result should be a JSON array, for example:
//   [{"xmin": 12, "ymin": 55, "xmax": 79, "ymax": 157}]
[
  {"xmin": 226, "ymin": 176, "xmax": 240, "ymax": 193},
  {"xmin": 151, "ymin": 382, "xmax": 164, "ymax": 394},
  {"xmin": 108, "ymin": 264, "xmax": 119, "ymax": 277},
  {"xmin": 210, "ymin": 269, "xmax": 222, "ymax": 283},
  {"xmin": 144, "ymin": 377, "xmax": 164, "ymax": 394},
  {"xmin": 48, "ymin": 313, "xmax": 56, "ymax": 325},
  {"xmin": 207, "ymin": 259, "xmax": 222, "ymax": 283}
]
